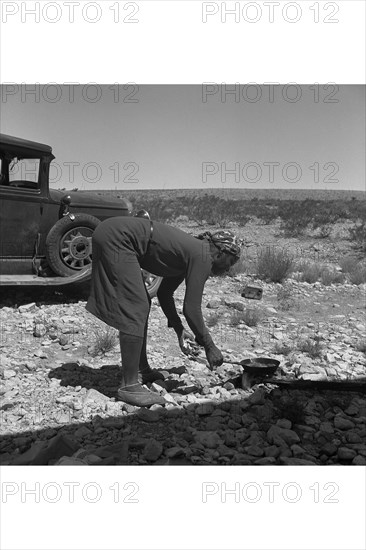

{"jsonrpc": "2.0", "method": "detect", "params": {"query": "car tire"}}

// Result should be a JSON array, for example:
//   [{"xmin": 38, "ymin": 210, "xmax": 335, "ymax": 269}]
[
  {"xmin": 46, "ymin": 213, "xmax": 99, "ymax": 277},
  {"xmin": 45, "ymin": 213, "xmax": 162, "ymax": 297}
]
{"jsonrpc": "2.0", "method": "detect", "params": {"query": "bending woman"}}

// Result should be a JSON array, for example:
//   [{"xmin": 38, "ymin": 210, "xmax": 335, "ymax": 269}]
[{"xmin": 86, "ymin": 216, "xmax": 241, "ymax": 407}]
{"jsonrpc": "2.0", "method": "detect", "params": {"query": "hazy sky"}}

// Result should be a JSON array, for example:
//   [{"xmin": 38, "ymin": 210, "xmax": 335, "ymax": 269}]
[{"xmin": 0, "ymin": 84, "xmax": 364, "ymax": 191}]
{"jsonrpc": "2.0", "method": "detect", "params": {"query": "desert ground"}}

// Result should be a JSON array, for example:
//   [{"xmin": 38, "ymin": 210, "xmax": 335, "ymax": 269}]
[{"xmin": 0, "ymin": 189, "xmax": 365, "ymax": 465}]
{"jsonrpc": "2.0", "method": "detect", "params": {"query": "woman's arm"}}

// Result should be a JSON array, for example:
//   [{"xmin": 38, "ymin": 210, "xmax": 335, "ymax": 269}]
[{"xmin": 157, "ymin": 275, "xmax": 185, "ymax": 333}]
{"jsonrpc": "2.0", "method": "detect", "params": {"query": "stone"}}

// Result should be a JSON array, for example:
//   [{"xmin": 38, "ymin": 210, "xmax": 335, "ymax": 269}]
[
  {"xmin": 267, "ymin": 425, "xmax": 300, "ymax": 446},
  {"xmin": 194, "ymin": 431, "xmax": 223, "ymax": 449},
  {"xmin": 334, "ymin": 416, "xmax": 355, "ymax": 430},
  {"xmin": 59, "ymin": 334, "xmax": 69, "ymax": 346},
  {"xmin": 276, "ymin": 418, "xmax": 292, "ymax": 430},
  {"xmin": 302, "ymin": 373, "xmax": 326, "ymax": 382},
  {"xmin": 143, "ymin": 439, "xmax": 163, "ymax": 462},
  {"xmin": 245, "ymin": 445, "xmax": 264, "ymax": 457},
  {"xmin": 344, "ymin": 404, "xmax": 359, "ymax": 416},
  {"xmin": 34, "ymin": 349, "xmax": 48, "ymax": 358},
  {"xmin": 33, "ymin": 324, "xmax": 47, "ymax": 338},
  {"xmin": 18, "ymin": 303, "xmax": 37, "ymax": 313},
  {"xmin": 55, "ymin": 456, "xmax": 87, "ymax": 466},
  {"xmin": 11, "ymin": 434, "xmax": 79, "ymax": 466},
  {"xmin": 254, "ymin": 457, "xmax": 276, "ymax": 465},
  {"xmin": 196, "ymin": 403, "xmax": 215, "ymax": 416},
  {"xmin": 280, "ymin": 457, "xmax": 316, "ymax": 465},
  {"xmin": 165, "ymin": 446, "xmax": 185, "ymax": 458},
  {"xmin": 206, "ymin": 300, "xmax": 221, "ymax": 309},
  {"xmin": 248, "ymin": 388, "xmax": 266, "ymax": 405},
  {"xmin": 346, "ymin": 432, "xmax": 362, "ymax": 444},
  {"xmin": 137, "ymin": 408, "xmax": 161, "ymax": 423},
  {"xmin": 224, "ymin": 300, "xmax": 245, "ymax": 311},
  {"xmin": 264, "ymin": 445, "xmax": 281, "ymax": 458},
  {"xmin": 321, "ymin": 442, "xmax": 338, "ymax": 456},
  {"xmin": 74, "ymin": 426, "xmax": 93, "ymax": 439},
  {"xmin": 319, "ymin": 422, "xmax": 334, "ymax": 434},
  {"xmin": 83, "ymin": 389, "xmax": 110, "ymax": 407},
  {"xmin": 352, "ymin": 455, "xmax": 366, "ymax": 465},
  {"xmin": 337, "ymin": 447, "xmax": 357, "ymax": 461},
  {"xmin": 3, "ymin": 369, "xmax": 17, "ymax": 379},
  {"xmin": 291, "ymin": 444, "xmax": 306, "ymax": 456}
]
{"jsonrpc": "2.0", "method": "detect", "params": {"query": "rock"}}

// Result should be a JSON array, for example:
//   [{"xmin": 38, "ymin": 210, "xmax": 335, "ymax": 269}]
[
  {"xmin": 344, "ymin": 404, "xmax": 359, "ymax": 416},
  {"xmin": 0, "ymin": 400, "xmax": 15, "ymax": 411},
  {"xmin": 11, "ymin": 434, "xmax": 79, "ymax": 465},
  {"xmin": 319, "ymin": 422, "xmax": 334, "ymax": 434},
  {"xmin": 352, "ymin": 455, "xmax": 366, "ymax": 465},
  {"xmin": 224, "ymin": 300, "xmax": 245, "ymax": 311},
  {"xmin": 302, "ymin": 373, "xmax": 326, "ymax": 381},
  {"xmin": 74, "ymin": 426, "xmax": 93, "ymax": 439},
  {"xmin": 55, "ymin": 456, "xmax": 88, "ymax": 465},
  {"xmin": 196, "ymin": 403, "xmax": 215, "ymax": 416},
  {"xmin": 337, "ymin": 447, "xmax": 357, "ymax": 461},
  {"xmin": 143, "ymin": 439, "xmax": 163, "ymax": 462},
  {"xmin": 248, "ymin": 388, "xmax": 266, "ymax": 405},
  {"xmin": 58, "ymin": 334, "xmax": 69, "ymax": 346},
  {"xmin": 165, "ymin": 446, "xmax": 185, "ymax": 458},
  {"xmin": 267, "ymin": 425, "xmax": 300, "ymax": 446},
  {"xmin": 3, "ymin": 369, "xmax": 17, "ymax": 379},
  {"xmin": 264, "ymin": 445, "xmax": 281, "ymax": 458},
  {"xmin": 33, "ymin": 324, "xmax": 47, "ymax": 338},
  {"xmin": 346, "ymin": 432, "xmax": 362, "ymax": 444},
  {"xmin": 206, "ymin": 300, "xmax": 221, "ymax": 309},
  {"xmin": 334, "ymin": 416, "xmax": 355, "ymax": 430},
  {"xmin": 223, "ymin": 382, "xmax": 235, "ymax": 391},
  {"xmin": 254, "ymin": 456, "xmax": 276, "ymax": 465},
  {"xmin": 194, "ymin": 431, "xmax": 223, "ymax": 449},
  {"xmin": 280, "ymin": 457, "xmax": 316, "ymax": 465},
  {"xmin": 245, "ymin": 445, "xmax": 264, "ymax": 457},
  {"xmin": 83, "ymin": 389, "xmax": 110, "ymax": 407},
  {"xmin": 322, "ymin": 442, "xmax": 338, "ymax": 456},
  {"xmin": 34, "ymin": 349, "xmax": 48, "ymax": 358},
  {"xmin": 137, "ymin": 408, "xmax": 161, "ymax": 422},
  {"xmin": 291, "ymin": 444, "xmax": 306, "ymax": 456},
  {"xmin": 183, "ymin": 384, "xmax": 199, "ymax": 394},
  {"xmin": 18, "ymin": 303, "xmax": 37, "ymax": 313},
  {"xmin": 276, "ymin": 418, "xmax": 292, "ymax": 430}
]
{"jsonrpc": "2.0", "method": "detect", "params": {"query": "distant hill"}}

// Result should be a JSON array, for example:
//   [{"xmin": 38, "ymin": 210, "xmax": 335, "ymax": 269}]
[{"xmin": 78, "ymin": 188, "xmax": 365, "ymax": 201}]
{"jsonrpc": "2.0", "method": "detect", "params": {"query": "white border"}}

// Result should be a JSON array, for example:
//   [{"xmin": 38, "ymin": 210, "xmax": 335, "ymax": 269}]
[{"xmin": 0, "ymin": 1, "xmax": 365, "ymax": 83}]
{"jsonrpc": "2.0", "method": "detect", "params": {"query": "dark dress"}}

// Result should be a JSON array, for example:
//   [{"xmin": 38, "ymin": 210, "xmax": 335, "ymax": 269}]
[{"xmin": 86, "ymin": 217, "xmax": 214, "ymax": 347}]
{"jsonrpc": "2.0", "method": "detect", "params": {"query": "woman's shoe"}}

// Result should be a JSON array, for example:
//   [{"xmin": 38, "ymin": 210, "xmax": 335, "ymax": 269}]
[{"xmin": 117, "ymin": 383, "xmax": 166, "ymax": 407}]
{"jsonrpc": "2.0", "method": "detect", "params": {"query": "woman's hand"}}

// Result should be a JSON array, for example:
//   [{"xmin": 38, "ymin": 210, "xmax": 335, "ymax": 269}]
[
  {"xmin": 205, "ymin": 343, "xmax": 223, "ymax": 370},
  {"xmin": 178, "ymin": 329, "xmax": 200, "ymax": 356}
]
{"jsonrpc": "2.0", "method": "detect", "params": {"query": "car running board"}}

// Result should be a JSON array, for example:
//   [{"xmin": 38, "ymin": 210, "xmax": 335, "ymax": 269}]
[{"xmin": 0, "ymin": 266, "xmax": 92, "ymax": 286}]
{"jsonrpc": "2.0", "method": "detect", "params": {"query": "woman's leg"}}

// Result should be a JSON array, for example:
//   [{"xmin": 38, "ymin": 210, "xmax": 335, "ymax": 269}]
[{"xmin": 119, "ymin": 332, "xmax": 144, "ymax": 387}]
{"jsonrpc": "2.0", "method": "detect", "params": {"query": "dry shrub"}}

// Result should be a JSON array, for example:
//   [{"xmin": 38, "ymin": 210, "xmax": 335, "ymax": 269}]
[
  {"xmin": 297, "ymin": 336, "xmax": 323, "ymax": 358},
  {"xmin": 229, "ymin": 308, "xmax": 262, "ymax": 327},
  {"xmin": 256, "ymin": 247, "xmax": 294, "ymax": 283},
  {"xmin": 90, "ymin": 327, "xmax": 118, "ymax": 356}
]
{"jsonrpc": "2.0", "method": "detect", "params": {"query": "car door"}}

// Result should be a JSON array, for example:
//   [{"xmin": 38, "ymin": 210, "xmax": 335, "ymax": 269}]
[{"xmin": 0, "ymin": 157, "xmax": 46, "ymax": 274}]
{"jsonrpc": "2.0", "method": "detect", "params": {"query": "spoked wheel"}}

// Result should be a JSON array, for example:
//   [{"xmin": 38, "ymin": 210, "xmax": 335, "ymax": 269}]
[
  {"xmin": 46, "ymin": 214, "xmax": 100, "ymax": 277},
  {"xmin": 60, "ymin": 227, "xmax": 93, "ymax": 270}
]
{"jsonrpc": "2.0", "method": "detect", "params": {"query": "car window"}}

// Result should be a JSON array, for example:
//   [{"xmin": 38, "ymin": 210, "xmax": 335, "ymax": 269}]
[{"xmin": 0, "ymin": 156, "xmax": 40, "ymax": 189}]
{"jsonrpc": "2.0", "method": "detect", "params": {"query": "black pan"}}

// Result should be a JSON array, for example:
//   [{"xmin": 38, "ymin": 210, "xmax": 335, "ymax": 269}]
[{"xmin": 223, "ymin": 357, "xmax": 280, "ymax": 377}]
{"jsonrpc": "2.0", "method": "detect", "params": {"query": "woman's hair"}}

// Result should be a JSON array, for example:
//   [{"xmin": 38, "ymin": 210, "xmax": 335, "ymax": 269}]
[{"xmin": 196, "ymin": 230, "xmax": 242, "ymax": 258}]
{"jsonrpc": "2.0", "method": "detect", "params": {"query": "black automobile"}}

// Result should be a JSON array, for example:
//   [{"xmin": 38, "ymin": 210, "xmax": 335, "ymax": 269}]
[{"xmin": 0, "ymin": 134, "xmax": 161, "ymax": 296}]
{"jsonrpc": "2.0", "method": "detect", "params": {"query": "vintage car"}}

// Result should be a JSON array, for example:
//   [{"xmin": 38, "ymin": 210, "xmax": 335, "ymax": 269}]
[{"xmin": 0, "ymin": 134, "xmax": 162, "ymax": 296}]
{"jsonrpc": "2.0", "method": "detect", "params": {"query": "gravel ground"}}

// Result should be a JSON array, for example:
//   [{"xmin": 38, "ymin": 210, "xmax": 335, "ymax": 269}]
[{"xmin": 1, "ymin": 221, "xmax": 365, "ymax": 465}]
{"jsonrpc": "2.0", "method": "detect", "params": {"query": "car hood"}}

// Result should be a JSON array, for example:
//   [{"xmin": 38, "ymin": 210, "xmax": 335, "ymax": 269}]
[{"xmin": 49, "ymin": 188, "xmax": 132, "ymax": 212}]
